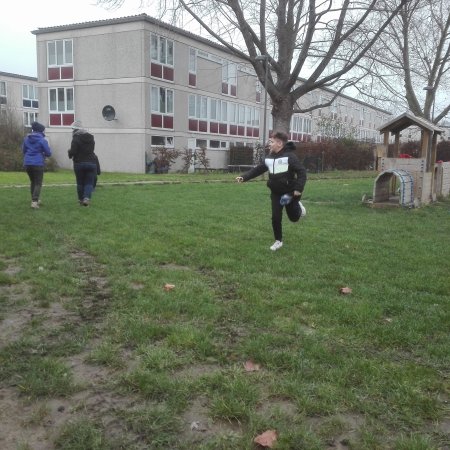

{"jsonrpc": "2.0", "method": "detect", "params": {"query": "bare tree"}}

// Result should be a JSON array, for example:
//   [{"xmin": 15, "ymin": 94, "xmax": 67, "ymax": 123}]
[
  {"xmin": 98, "ymin": 0, "xmax": 408, "ymax": 133},
  {"xmin": 356, "ymin": 0, "xmax": 450, "ymax": 124}
]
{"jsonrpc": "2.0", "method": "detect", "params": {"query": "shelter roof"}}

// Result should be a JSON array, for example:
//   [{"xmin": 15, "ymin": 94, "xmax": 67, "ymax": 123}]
[{"xmin": 378, "ymin": 111, "xmax": 443, "ymax": 135}]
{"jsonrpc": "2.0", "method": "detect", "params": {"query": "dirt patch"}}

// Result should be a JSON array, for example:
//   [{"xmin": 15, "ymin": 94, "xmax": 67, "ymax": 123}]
[{"xmin": 0, "ymin": 254, "xmax": 142, "ymax": 450}]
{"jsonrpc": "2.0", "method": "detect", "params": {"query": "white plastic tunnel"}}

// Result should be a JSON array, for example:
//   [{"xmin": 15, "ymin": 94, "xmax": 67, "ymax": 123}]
[{"xmin": 373, "ymin": 169, "xmax": 414, "ymax": 207}]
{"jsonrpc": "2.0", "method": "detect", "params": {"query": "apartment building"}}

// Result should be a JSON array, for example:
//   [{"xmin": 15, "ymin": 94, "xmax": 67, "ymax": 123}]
[
  {"xmin": 0, "ymin": 71, "xmax": 40, "ymax": 127},
  {"xmin": 29, "ymin": 14, "xmax": 391, "ymax": 173}
]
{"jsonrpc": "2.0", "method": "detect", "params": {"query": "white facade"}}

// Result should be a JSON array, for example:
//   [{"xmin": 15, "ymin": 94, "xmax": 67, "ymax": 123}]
[{"xmin": 29, "ymin": 14, "xmax": 392, "ymax": 173}]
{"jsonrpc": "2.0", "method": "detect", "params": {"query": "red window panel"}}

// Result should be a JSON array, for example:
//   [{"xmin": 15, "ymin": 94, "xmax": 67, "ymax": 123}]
[
  {"xmin": 48, "ymin": 67, "xmax": 60, "ymax": 80},
  {"xmin": 151, "ymin": 114, "xmax": 163, "ymax": 128},
  {"xmin": 62, "ymin": 114, "xmax": 75, "ymax": 126},
  {"xmin": 49, "ymin": 114, "xmax": 62, "ymax": 126},
  {"xmin": 229, "ymin": 124, "xmax": 237, "ymax": 135},
  {"xmin": 199, "ymin": 120, "xmax": 208, "ymax": 133},
  {"xmin": 253, "ymin": 128, "xmax": 259, "ymax": 138},
  {"xmin": 189, "ymin": 73, "xmax": 196, "ymax": 87},
  {"xmin": 151, "ymin": 63, "xmax": 163, "ymax": 78},
  {"xmin": 210, "ymin": 122, "xmax": 219, "ymax": 133},
  {"xmin": 189, "ymin": 119, "xmax": 198, "ymax": 131},
  {"xmin": 238, "ymin": 126, "xmax": 245, "ymax": 136},
  {"xmin": 61, "ymin": 66, "xmax": 73, "ymax": 80},
  {"xmin": 222, "ymin": 82, "xmax": 228, "ymax": 94},
  {"xmin": 246, "ymin": 127, "xmax": 253, "ymax": 137},
  {"xmin": 163, "ymin": 115, "xmax": 173, "ymax": 129},
  {"xmin": 230, "ymin": 85, "xmax": 237, "ymax": 97},
  {"xmin": 219, "ymin": 123, "xmax": 227, "ymax": 134},
  {"xmin": 256, "ymin": 92, "xmax": 261, "ymax": 103},
  {"xmin": 163, "ymin": 66, "xmax": 174, "ymax": 81}
]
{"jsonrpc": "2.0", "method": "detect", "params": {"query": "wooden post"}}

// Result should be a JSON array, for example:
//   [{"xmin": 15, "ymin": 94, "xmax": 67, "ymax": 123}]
[{"xmin": 393, "ymin": 133, "xmax": 400, "ymax": 157}]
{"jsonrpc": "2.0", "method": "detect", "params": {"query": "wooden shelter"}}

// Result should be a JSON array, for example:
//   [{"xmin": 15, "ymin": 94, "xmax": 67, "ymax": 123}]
[{"xmin": 371, "ymin": 112, "xmax": 449, "ymax": 207}]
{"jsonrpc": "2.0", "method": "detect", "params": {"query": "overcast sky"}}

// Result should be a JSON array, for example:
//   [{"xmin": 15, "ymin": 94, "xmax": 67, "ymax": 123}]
[{"xmin": 0, "ymin": 0, "xmax": 150, "ymax": 77}]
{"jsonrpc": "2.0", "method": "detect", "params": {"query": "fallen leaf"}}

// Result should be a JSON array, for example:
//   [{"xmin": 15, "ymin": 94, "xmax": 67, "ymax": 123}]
[
  {"xmin": 190, "ymin": 421, "xmax": 208, "ymax": 431},
  {"xmin": 244, "ymin": 360, "xmax": 261, "ymax": 372},
  {"xmin": 254, "ymin": 429, "xmax": 277, "ymax": 448},
  {"xmin": 339, "ymin": 286, "xmax": 352, "ymax": 295},
  {"xmin": 164, "ymin": 283, "xmax": 175, "ymax": 291}
]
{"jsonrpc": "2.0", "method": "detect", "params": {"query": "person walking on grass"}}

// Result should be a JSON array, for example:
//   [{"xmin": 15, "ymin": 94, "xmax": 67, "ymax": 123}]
[
  {"xmin": 236, "ymin": 130, "xmax": 307, "ymax": 251},
  {"xmin": 68, "ymin": 121, "xmax": 97, "ymax": 206},
  {"xmin": 22, "ymin": 121, "xmax": 52, "ymax": 209}
]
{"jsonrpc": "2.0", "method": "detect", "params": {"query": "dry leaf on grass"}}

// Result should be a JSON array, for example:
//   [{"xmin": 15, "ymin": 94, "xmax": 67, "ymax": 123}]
[
  {"xmin": 339, "ymin": 286, "xmax": 352, "ymax": 295},
  {"xmin": 164, "ymin": 283, "xmax": 175, "ymax": 291},
  {"xmin": 190, "ymin": 421, "xmax": 208, "ymax": 431},
  {"xmin": 244, "ymin": 360, "xmax": 261, "ymax": 372},
  {"xmin": 254, "ymin": 429, "xmax": 278, "ymax": 448}
]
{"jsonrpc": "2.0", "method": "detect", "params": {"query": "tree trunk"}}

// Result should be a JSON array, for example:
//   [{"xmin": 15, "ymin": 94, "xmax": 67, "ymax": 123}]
[{"xmin": 271, "ymin": 95, "xmax": 294, "ymax": 135}]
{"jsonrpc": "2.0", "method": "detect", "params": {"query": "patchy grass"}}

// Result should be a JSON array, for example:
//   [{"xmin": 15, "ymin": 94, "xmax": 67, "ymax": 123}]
[{"xmin": 0, "ymin": 170, "xmax": 449, "ymax": 449}]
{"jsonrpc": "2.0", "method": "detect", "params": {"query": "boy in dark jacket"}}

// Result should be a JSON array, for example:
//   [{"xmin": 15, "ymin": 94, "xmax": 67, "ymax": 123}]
[
  {"xmin": 22, "ymin": 121, "xmax": 52, "ymax": 209},
  {"xmin": 236, "ymin": 131, "xmax": 307, "ymax": 251}
]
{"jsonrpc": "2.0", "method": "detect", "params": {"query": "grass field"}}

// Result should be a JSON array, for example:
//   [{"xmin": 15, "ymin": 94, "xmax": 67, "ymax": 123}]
[{"xmin": 0, "ymin": 170, "xmax": 449, "ymax": 450}]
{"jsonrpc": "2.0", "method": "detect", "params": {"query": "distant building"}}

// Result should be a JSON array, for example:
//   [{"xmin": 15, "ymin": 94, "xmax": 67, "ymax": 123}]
[
  {"xmin": 0, "ymin": 71, "xmax": 39, "ymax": 127},
  {"xmin": 3, "ymin": 14, "xmax": 392, "ymax": 173}
]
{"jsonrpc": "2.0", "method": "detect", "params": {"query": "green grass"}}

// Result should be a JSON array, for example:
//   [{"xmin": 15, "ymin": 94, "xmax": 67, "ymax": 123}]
[{"xmin": 0, "ymin": 170, "xmax": 449, "ymax": 449}]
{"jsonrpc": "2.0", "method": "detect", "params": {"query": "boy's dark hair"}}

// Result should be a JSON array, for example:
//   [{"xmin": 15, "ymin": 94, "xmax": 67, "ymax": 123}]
[{"xmin": 271, "ymin": 131, "xmax": 289, "ymax": 143}]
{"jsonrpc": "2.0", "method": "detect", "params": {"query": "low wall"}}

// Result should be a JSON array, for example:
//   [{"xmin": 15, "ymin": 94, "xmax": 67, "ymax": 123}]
[{"xmin": 436, "ymin": 161, "xmax": 450, "ymax": 197}]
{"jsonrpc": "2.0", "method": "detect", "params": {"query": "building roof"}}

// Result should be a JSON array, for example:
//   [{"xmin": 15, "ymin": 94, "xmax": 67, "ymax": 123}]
[
  {"xmin": 378, "ymin": 111, "xmax": 444, "ymax": 134},
  {"xmin": 0, "ymin": 71, "xmax": 37, "ymax": 82},
  {"xmin": 32, "ymin": 13, "xmax": 234, "ymax": 56}
]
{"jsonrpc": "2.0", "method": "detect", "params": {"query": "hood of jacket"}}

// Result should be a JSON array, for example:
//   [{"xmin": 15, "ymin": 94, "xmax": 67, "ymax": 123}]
[
  {"xmin": 73, "ymin": 129, "xmax": 95, "ymax": 145},
  {"xmin": 284, "ymin": 141, "xmax": 296, "ymax": 152}
]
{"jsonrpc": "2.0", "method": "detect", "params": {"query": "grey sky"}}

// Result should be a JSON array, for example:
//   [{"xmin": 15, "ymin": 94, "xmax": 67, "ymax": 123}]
[{"xmin": 0, "ymin": 0, "xmax": 146, "ymax": 77}]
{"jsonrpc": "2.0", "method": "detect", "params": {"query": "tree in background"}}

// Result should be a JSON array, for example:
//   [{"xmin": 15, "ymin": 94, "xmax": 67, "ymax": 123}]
[
  {"xmin": 315, "ymin": 115, "xmax": 358, "ymax": 141},
  {"xmin": 99, "ymin": 0, "xmax": 408, "ymax": 133},
  {"xmin": 357, "ymin": 0, "xmax": 450, "ymax": 124}
]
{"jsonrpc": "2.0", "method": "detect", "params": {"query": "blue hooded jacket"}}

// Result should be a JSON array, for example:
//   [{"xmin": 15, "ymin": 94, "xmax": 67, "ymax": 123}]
[{"xmin": 22, "ymin": 131, "xmax": 52, "ymax": 166}]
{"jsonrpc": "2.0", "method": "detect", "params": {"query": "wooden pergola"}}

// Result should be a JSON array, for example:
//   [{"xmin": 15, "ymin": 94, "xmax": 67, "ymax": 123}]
[{"xmin": 378, "ymin": 112, "xmax": 443, "ymax": 171}]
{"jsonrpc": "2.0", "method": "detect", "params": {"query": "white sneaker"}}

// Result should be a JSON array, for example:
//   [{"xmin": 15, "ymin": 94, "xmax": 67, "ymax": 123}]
[
  {"xmin": 299, "ymin": 201, "xmax": 306, "ymax": 219},
  {"xmin": 31, "ymin": 201, "xmax": 39, "ymax": 209},
  {"xmin": 270, "ymin": 240, "xmax": 283, "ymax": 251}
]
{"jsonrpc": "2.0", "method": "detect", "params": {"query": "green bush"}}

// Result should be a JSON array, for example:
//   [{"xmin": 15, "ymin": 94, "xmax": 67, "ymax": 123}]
[{"xmin": 294, "ymin": 138, "xmax": 375, "ymax": 171}]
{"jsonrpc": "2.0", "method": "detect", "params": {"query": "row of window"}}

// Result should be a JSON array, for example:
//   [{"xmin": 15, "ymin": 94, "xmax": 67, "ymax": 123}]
[
  {"xmin": 0, "ymin": 81, "xmax": 39, "ymax": 109},
  {"xmin": 151, "ymin": 135, "xmax": 249, "ymax": 150},
  {"xmin": 47, "ymin": 37, "xmax": 246, "ymax": 100}
]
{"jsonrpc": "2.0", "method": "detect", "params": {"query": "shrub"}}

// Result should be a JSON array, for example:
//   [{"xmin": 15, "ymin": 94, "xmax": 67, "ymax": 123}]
[
  {"xmin": 387, "ymin": 140, "xmax": 450, "ymax": 162},
  {"xmin": 151, "ymin": 147, "xmax": 180, "ymax": 173},
  {"xmin": 0, "ymin": 108, "xmax": 25, "ymax": 171},
  {"xmin": 294, "ymin": 138, "xmax": 375, "ymax": 171},
  {"xmin": 437, "ymin": 140, "xmax": 450, "ymax": 161}
]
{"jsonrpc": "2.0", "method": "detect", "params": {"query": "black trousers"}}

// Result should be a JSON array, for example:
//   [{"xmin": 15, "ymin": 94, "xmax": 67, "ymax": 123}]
[
  {"xmin": 25, "ymin": 166, "xmax": 44, "ymax": 202},
  {"xmin": 270, "ymin": 192, "xmax": 301, "ymax": 241}
]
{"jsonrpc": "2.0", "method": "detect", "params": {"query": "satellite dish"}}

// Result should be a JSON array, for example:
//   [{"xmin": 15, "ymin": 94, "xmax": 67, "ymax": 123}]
[{"xmin": 102, "ymin": 105, "xmax": 116, "ymax": 121}]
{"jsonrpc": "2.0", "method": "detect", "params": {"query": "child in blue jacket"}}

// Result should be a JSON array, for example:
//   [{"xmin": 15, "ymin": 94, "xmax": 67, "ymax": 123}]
[{"xmin": 22, "ymin": 122, "xmax": 52, "ymax": 209}]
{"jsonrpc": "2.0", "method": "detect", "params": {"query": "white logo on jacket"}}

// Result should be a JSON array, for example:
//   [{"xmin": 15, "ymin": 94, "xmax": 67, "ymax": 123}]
[{"xmin": 265, "ymin": 156, "xmax": 289, "ymax": 174}]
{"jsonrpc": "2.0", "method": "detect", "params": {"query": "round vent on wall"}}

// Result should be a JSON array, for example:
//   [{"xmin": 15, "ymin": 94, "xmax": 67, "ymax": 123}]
[{"xmin": 102, "ymin": 105, "xmax": 116, "ymax": 121}]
